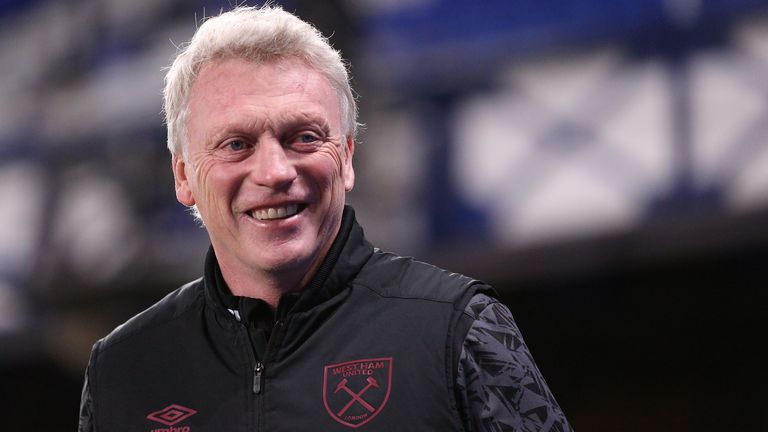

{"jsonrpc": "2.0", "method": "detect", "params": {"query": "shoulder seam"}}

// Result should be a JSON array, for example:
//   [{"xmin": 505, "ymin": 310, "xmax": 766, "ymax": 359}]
[
  {"xmin": 96, "ymin": 287, "xmax": 204, "ymax": 354},
  {"xmin": 461, "ymin": 290, "xmax": 500, "ymax": 318},
  {"xmin": 353, "ymin": 280, "xmax": 464, "ymax": 305}
]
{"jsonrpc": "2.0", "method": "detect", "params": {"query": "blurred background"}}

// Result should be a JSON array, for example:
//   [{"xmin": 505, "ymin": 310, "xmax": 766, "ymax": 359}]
[{"xmin": 1, "ymin": 0, "xmax": 767, "ymax": 430}]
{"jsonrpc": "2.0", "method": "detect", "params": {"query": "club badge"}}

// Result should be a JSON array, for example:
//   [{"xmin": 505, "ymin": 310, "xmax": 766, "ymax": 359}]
[{"xmin": 322, "ymin": 357, "xmax": 392, "ymax": 428}]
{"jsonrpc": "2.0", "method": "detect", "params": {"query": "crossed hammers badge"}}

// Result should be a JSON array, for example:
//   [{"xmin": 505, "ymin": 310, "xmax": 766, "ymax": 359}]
[{"xmin": 323, "ymin": 357, "xmax": 393, "ymax": 428}]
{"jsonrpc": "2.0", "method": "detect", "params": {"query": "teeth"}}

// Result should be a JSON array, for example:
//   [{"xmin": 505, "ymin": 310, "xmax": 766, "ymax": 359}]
[{"xmin": 252, "ymin": 204, "xmax": 299, "ymax": 220}]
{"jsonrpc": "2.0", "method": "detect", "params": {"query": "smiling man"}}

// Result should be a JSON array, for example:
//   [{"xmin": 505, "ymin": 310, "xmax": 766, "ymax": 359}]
[
  {"xmin": 175, "ymin": 56, "xmax": 354, "ymax": 307},
  {"xmin": 79, "ymin": 6, "xmax": 572, "ymax": 432}
]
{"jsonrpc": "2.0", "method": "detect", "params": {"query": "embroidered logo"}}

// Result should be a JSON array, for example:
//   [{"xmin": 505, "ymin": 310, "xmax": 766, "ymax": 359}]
[
  {"xmin": 146, "ymin": 404, "xmax": 197, "ymax": 427},
  {"xmin": 323, "ymin": 357, "xmax": 392, "ymax": 428}
]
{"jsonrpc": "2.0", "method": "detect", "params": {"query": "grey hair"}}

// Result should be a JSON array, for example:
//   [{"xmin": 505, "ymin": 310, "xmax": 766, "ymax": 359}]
[{"xmin": 163, "ymin": 4, "xmax": 358, "ymax": 158}]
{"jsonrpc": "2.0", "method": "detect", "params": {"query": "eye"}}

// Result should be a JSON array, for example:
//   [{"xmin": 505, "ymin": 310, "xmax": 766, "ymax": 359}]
[
  {"xmin": 297, "ymin": 133, "xmax": 319, "ymax": 144},
  {"xmin": 226, "ymin": 140, "xmax": 247, "ymax": 151},
  {"xmin": 287, "ymin": 132, "xmax": 323, "ymax": 152}
]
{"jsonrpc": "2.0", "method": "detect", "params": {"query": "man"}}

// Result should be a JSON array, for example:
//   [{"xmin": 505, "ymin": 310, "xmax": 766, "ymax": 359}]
[{"xmin": 79, "ymin": 5, "xmax": 572, "ymax": 432}]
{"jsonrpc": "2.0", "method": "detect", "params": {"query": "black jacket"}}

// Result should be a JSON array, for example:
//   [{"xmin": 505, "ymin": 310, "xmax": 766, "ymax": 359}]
[{"xmin": 79, "ymin": 207, "xmax": 494, "ymax": 431}]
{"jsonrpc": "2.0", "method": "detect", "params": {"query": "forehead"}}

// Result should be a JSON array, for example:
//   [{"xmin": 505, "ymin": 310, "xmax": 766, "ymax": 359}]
[{"xmin": 187, "ymin": 57, "xmax": 341, "ymax": 136}]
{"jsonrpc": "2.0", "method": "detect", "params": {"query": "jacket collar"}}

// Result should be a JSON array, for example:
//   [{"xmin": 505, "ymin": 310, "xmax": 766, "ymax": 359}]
[{"xmin": 203, "ymin": 205, "xmax": 374, "ymax": 323}]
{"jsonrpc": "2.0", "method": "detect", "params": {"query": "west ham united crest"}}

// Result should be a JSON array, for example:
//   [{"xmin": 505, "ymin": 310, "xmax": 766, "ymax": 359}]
[{"xmin": 323, "ymin": 357, "xmax": 392, "ymax": 428}]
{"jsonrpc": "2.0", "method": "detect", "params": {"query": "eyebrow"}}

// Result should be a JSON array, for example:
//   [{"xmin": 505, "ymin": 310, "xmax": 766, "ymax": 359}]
[{"xmin": 205, "ymin": 110, "xmax": 333, "ymax": 147}]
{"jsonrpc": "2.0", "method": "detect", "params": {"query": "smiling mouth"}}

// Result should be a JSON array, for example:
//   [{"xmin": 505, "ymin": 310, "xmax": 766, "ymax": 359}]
[{"xmin": 249, "ymin": 204, "xmax": 303, "ymax": 221}]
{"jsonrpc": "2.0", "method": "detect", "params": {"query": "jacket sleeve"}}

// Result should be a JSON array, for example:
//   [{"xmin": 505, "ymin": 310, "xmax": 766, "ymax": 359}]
[
  {"xmin": 455, "ymin": 293, "xmax": 573, "ymax": 432},
  {"xmin": 79, "ymin": 346, "xmax": 98, "ymax": 432},
  {"xmin": 79, "ymin": 367, "xmax": 94, "ymax": 432}
]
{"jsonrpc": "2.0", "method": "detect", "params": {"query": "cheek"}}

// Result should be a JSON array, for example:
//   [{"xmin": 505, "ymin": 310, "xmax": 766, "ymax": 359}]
[
  {"xmin": 310, "ymin": 144, "xmax": 346, "ymax": 184},
  {"xmin": 191, "ymin": 157, "xmax": 241, "ymax": 212}
]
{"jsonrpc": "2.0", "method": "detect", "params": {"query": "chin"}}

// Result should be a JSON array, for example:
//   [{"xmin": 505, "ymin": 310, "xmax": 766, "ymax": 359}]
[{"xmin": 250, "ymin": 244, "xmax": 318, "ymax": 274}]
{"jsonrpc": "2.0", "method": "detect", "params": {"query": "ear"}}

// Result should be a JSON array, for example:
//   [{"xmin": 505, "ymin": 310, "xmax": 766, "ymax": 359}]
[
  {"xmin": 172, "ymin": 154, "xmax": 196, "ymax": 206},
  {"xmin": 342, "ymin": 136, "xmax": 355, "ymax": 192}
]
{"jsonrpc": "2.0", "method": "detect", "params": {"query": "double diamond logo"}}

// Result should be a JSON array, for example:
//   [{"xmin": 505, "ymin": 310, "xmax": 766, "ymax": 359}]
[{"xmin": 146, "ymin": 404, "xmax": 197, "ymax": 426}]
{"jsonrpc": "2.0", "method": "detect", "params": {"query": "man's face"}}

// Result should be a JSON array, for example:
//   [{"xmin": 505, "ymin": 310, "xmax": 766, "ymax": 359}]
[{"xmin": 173, "ymin": 57, "xmax": 355, "ymax": 286}]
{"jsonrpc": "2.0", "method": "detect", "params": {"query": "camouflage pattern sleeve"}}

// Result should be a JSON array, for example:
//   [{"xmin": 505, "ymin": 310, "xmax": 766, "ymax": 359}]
[{"xmin": 456, "ymin": 294, "xmax": 573, "ymax": 432}]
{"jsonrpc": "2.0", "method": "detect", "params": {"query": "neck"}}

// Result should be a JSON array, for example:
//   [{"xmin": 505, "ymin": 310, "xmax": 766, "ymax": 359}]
[
  {"xmin": 214, "ymin": 240, "xmax": 334, "ymax": 311},
  {"xmin": 221, "ymin": 272, "xmax": 292, "ymax": 310},
  {"xmin": 217, "ymin": 261, "xmax": 304, "ymax": 310}
]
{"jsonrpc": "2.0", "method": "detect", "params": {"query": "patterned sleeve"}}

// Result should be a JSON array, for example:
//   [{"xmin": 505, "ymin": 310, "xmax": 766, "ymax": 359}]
[{"xmin": 456, "ymin": 294, "xmax": 573, "ymax": 432}]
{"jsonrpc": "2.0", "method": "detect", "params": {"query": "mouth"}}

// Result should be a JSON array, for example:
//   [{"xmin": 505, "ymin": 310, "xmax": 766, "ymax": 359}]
[{"xmin": 248, "ymin": 203, "xmax": 305, "ymax": 221}]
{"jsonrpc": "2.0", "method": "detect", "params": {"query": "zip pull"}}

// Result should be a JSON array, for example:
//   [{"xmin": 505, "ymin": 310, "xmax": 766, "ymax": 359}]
[{"xmin": 253, "ymin": 362, "xmax": 264, "ymax": 394}]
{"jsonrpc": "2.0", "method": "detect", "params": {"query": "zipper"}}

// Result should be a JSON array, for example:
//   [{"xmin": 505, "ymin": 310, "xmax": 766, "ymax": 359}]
[
  {"xmin": 255, "ymin": 319, "xmax": 285, "ymax": 432},
  {"xmin": 253, "ymin": 361, "xmax": 264, "ymax": 394},
  {"xmin": 249, "ymin": 319, "xmax": 285, "ymax": 394}
]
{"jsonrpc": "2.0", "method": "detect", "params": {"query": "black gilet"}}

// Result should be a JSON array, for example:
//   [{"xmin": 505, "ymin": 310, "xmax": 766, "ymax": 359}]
[{"xmin": 85, "ymin": 206, "xmax": 494, "ymax": 431}]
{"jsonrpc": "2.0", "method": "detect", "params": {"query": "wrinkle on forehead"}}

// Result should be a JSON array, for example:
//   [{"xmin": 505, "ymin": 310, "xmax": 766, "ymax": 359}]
[{"xmin": 193, "ymin": 57, "xmax": 332, "ymax": 103}]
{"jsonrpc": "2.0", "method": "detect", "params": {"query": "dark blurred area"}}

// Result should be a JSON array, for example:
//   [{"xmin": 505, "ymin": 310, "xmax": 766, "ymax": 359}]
[{"xmin": 1, "ymin": 0, "xmax": 767, "ymax": 430}]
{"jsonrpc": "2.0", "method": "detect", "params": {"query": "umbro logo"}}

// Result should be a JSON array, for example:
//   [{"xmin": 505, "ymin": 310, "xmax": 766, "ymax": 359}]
[{"xmin": 147, "ymin": 404, "xmax": 197, "ymax": 431}]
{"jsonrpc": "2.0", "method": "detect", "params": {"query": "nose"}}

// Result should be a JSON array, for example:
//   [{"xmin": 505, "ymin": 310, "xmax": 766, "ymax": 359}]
[{"xmin": 248, "ymin": 138, "xmax": 297, "ymax": 190}]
